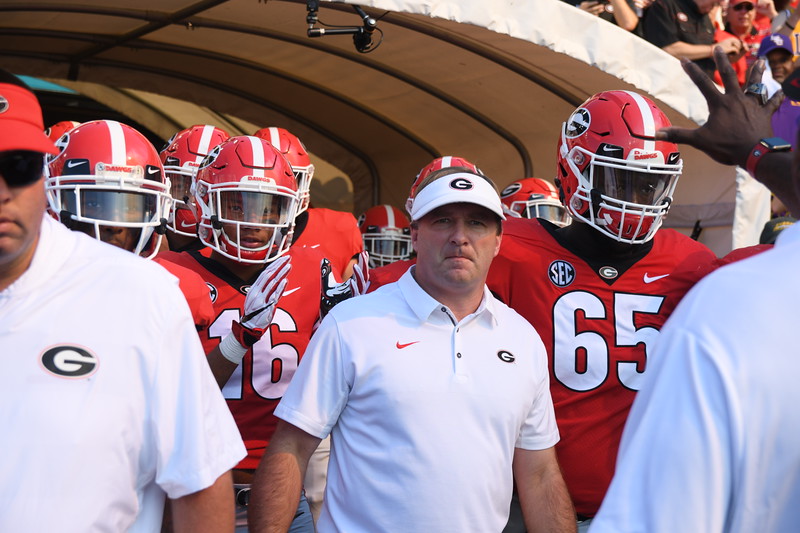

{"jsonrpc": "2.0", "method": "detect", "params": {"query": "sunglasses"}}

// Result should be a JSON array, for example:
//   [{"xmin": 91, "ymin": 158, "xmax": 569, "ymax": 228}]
[
  {"xmin": 0, "ymin": 151, "xmax": 45, "ymax": 188},
  {"xmin": 733, "ymin": 2, "xmax": 755, "ymax": 11}
]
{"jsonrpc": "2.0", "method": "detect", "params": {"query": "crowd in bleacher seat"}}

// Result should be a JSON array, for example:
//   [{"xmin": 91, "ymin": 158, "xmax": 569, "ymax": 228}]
[{"xmin": 562, "ymin": 0, "xmax": 798, "ymax": 86}]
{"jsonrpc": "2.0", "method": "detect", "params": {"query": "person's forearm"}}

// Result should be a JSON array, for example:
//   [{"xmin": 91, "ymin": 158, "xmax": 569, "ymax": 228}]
[
  {"xmin": 777, "ymin": 8, "xmax": 799, "ymax": 36},
  {"xmin": 662, "ymin": 41, "xmax": 714, "ymax": 61},
  {"xmin": 515, "ymin": 449, "xmax": 577, "ymax": 533},
  {"xmin": 248, "ymin": 452, "xmax": 305, "ymax": 533},
  {"xmin": 171, "ymin": 471, "xmax": 235, "ymax": 533},
  {"xmin": 610, "ymin": 0, "xmax": 640, "ymax": 31},
  {"xmin": 752, "ymin": 152, "xmax": 800, "ymax": 216},
  {"xmin": 207, "ymin": 346, "xmax": 240, "ymax": 388},
  {"xmin": 521, "ymin": 471, "xmax": 576, "ymax": 533},
  {"xmin": 248, "ymin": 422, "xmax": 321, "ymax": 533}
]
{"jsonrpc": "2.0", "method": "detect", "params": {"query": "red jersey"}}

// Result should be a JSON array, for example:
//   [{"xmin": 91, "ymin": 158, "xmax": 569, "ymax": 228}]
[
  {"xmin": 715, "ymin": 243, "xmax": 772, "ymax": 267},
  {"xmin": 158, "ymin": 245, "xmax": 325, "ymax": 469},
  {"xmin": 152, "ymin": 257, "xmax": 214, "ymax": 331},
  {"xmin": 486, "ymin": 219, "xmax": 716, "ymax": 516},
  {"xmin": 292, "ymin": 208, "xmax": 363, "ymax": 281},
  {"xmin": 367, "ymin": 258, "xmax": 416, "ymax": 293}
]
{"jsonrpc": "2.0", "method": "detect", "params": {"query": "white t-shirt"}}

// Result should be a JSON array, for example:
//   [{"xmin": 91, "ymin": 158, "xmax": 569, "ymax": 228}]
[
  {"xmin": 276, "ymin": 268, "xmax": 559, "ymax": 533},
  {"xmin": 0, "ymin": 216, "xmax": 245, "ymax": 532},
  {"xmin": 590, "ymin": 223, "xmax": 800, "ymax": 533}
]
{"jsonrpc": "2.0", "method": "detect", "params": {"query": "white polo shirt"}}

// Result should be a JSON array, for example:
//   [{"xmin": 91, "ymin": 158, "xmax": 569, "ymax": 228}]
[
  {"xmin": 0, "ymin": 216, "xmax": 246, "ymax": 532},
  {"xmin": 590, "ymin": 223, "xmax": 800, "ymax": 533},
  {"xmin": 276, "ymin": 267, "xmax": 559, "ymax": 533}
]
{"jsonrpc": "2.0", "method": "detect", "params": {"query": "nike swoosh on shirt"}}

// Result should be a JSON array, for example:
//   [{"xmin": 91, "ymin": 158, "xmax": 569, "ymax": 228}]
[
  {"xmin": 283, "ymin": 287, "xmax": 301, "ymax": 297},
  {"xmin": 396, "ymin": 341, "xmax": 419, "ymax": 349},
  {"xmin": 178, "ymin": 220, "xmax": 195, "ymax": 229},
  {"xmin": 643, "ymin": 273, "xmax": 670, "ymax": 283}
]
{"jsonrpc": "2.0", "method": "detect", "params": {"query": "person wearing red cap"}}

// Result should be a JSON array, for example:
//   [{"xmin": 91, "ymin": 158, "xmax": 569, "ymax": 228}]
[{"xmin": 0, "ymin": 68, "xmax": 245, "ymax": 532}]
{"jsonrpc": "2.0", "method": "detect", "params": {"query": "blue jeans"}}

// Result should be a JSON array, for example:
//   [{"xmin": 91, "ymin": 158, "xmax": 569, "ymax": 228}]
[{"xmin": 235, "ymin": 485, "xmax": 315, "ymax": 533}]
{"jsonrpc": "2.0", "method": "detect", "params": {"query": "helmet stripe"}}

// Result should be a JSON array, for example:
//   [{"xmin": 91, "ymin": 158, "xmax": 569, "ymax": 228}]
[
  {"xmin": 196, "ymin": 125, "xmax": 216, "ymax": 164},
  {"xmin": 441, "ymin": 156, "xmax": 452, "ymax": 168},
  {"xmin": 107, "ymin": 120, "xmax": 127, "ymax": 165},
  {"xmin": 246, "ymin": 136, "xmax": 266, "ymax": 177},
  {"xmin": 383, "ymin": 204, "xmax": 395, "ymax": 227},
  {"xmin": 268, "ymin": 127, "xmax": 281, "ymax": 152},
  {"xmin": 623, "ymin": 90, "xmax": 656, "ymax": 152}
]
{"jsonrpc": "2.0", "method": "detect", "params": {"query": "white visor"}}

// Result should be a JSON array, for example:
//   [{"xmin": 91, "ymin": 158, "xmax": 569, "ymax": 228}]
[{"xmin": 410, "ymin": 172, "xmax": 505, "ymax": 221}]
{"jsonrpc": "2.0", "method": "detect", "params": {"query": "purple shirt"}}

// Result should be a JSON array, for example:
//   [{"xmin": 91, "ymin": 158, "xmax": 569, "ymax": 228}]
[{"xmin": 772, "ymin": 98, "xmax": 800, "ymax": 146}]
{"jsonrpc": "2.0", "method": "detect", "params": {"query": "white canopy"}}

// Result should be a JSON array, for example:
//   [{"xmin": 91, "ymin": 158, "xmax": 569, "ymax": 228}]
[{"xmin": 0, "ymin": 0, "xmax": 742, "ymax": 254}]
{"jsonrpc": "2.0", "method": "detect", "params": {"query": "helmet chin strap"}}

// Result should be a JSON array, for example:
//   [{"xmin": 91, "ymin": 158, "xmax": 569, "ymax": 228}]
[
  {"xmin": 589, "ymin": 188, "xmax": 604, "ymax": 222},
  {"xmin": 60, "ymin": 210, "xmax": 79, "ymax": 230},
  {"xmin": 155, "ymin": 218, "xmax": 168, "ymax": 235}
]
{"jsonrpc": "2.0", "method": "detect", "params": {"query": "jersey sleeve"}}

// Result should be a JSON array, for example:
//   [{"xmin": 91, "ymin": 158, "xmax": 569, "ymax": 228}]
[
  {"xmin": 335, "ymin": 211, "xmax": 364, "ymax": 279},
  {"xmin": 149, "ymin": 277, "xmax": 245, "ymax": 498},
  {"xmin": 274, "ymin": 313, "xmax": 349, "ymax": 439},
  {"xmin": 153, "ymin": 256, "xmax": 215, "ymax": 330}
]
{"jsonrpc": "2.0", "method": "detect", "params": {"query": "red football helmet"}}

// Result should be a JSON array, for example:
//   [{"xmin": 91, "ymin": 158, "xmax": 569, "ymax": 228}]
[
  {"xmin": 45, "ymin": 120, "xmax": 171, "ymax": 258},
  {"xmin": 194, "ymin": 136, "xmax": 299, "ymax": 264},
  {"xmin": 556, "ymin": 90, "xmax": 682, "ymax": 244},
  {"xmin": 44, "ymin": 120, "xmax": 81, "ymax": 142},
  {"xmin": 357, "ymin": 204, "xmax": 413, "ymax": 267},
  {"xmin": 500, "ymin": 177, "xmax": 571, "ymax": 226},
  {"xmin": 253, "ymin": 127, "xmax": 314, "ymax": 215},
  {"xmin": 160, "ymin": 125, "xmax": 230, "ymax": 236},
  {"xmin": 406, "ymin": 155, "xmax": 483, "ymax": 214}
]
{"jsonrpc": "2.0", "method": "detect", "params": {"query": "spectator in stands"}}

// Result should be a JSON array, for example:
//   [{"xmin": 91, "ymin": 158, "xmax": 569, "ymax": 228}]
[
  {"xmin": 714, "ymin": 0, "xmax": 768, "ymax": 85},
  {"xmin": 565, "ymin": 0, "xmax": 651, "ymax": 34},
  {"xmin": 759, "ymin": 33, "xmax": 800, "ymax": 145},
  {"xmin": 643, "ymin": 0, "xmax": 743, "ymax": 78}
]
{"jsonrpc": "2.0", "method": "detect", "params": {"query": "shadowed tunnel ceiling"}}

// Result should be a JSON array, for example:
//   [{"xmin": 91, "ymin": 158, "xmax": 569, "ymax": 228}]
[{"xmin": 0, "ymin": 0, "xmax": 738, "ymax": 253}]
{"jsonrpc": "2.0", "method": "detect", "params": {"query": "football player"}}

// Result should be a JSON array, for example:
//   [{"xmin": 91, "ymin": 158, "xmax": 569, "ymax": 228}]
[
  {"xmin": 156, "ymin": 135, "xmax": 367, "ymax": 532},
  {"xmin": 500, "ymin": 177, "xmax": 571, "ymax": 226},
  {"xmin": 45, "ymin": 119, "xmax": 214, "ymax": 331},
  {"xmin": 358, "ymin": 204, "xmax": 413, "ymax": 268},
  {"xmin": 487, "ymin": 91, "xmax": 718, "ymax": 533},
  {"xmin": 44, "ymin": 120, "xmax": 80, "ymax": 142},
  {"xmin": 160, "ymin": 124, "xmax": 230, "ymax": 252},
  {"xmin": 253, "ymin": 127, "xmax": 363, "ymax": 281}
]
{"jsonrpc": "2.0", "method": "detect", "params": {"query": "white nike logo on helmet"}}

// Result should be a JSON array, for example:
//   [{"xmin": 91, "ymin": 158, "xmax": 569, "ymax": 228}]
[
  {"xmin": 643, "ymin": 273, "xmax": 669, "ymax": 283},
  {"xmin": 66, "ymin": 160, "xmax": 83, "ymax": 168},
  {"xmin": 283, "ymin": 287, "xmax": 301, "ymax": 297},
  {"xmin": 147, "ymin": 167, "xmax": 160, "ymax": 175}
]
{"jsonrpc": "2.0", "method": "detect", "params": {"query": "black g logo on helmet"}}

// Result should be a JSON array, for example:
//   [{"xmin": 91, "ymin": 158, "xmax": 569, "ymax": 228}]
[
  {"xmin": 501, "ymin": 182, "xmax": 522, "ymax": 198},
  {"xmin": 450, "ymin": 177, "xmax": 473, "ymax": 190},
  {"xmin": 565, "ymin": 108, "xmax": 591, "ymax": 138}
]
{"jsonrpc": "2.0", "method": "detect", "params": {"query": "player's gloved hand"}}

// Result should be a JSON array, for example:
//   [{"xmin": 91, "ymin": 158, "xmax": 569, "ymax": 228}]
[
  {"xmin": 319, "ymin": 251, "xmax": 369, "ymax": 318},
  {"xmin": 218, "ymin": 255, "xmax": 291, "ymax": 364}
]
